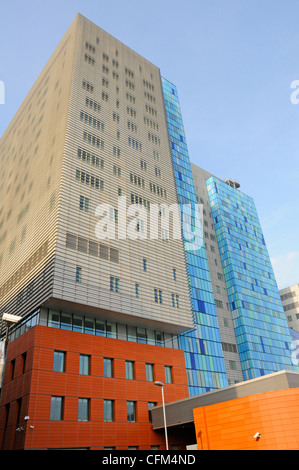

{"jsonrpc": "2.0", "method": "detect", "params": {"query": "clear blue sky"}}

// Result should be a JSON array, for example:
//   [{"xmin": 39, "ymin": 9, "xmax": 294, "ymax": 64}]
[{"xmin": 0, "ymin": 0, "xmax": 298, "ymax": 289}]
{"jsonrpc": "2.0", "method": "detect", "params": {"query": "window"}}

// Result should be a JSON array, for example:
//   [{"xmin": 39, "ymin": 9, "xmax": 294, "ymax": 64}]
[
  {"xmin": 53, "ymin": 351, "xmax": 65, "ymax": 373},
  {"xmin": 153, "ymin": 289, "xmax": 162, "ymax": 304},
  {"xmin": 78, "ymin": 398, "xmax": 90, "ymax": 421},
  {"xmin": 135, "ymin": 283, "xmax": 140, "ymax": 298},
  {"xmin": 21, "ymin": 352, "xmax": 27, "ymax": 374},
  {"xmin": 113, "ymin": 165, "xmax": 121, "ymax": 177},
  {"xmin": 104, "ymin": 400, "xmax": 114, "ymax": 422},
  {"xmin": 126, "ymin": 361, "xmax": 134, "ymax": 380},
  {"xmin": 110, "ymin": 276, "xmax": 120, "ymax": 292},
  {"xmin": 165, "ymin": 366, "xmax": 172, "ymax": 384},
  {"xmin": 143, "ymin": 258, "xmax": 147, "ymax": 272},
  {"xmin": 10, "ymin": 359, "xmax": 15, "ymax": 380},
  {"xmin": 103, "ymin": 358, "xmax": 113, "ymax": 378},
  {"xmin": 127, "ymin": 401, "xmax": 136, "ymax": 422},
  {"xmin": 50, "ymin": 396, "xmax": 64, "ymax": 421},
  {"xmin": 173, "ymin": 268, "xmax": 176, "ymax": 280},
  {"xmin": 79, "ymin": 195, "xmax": 89, "ymax": 212},
  {"xmin": 79, "ymin": 354, "xmax": 90, "ymax": 375},
  {"xmin": 172, "ymin": 294, "xmax": 180, "ymax": 308},
  {"xmin": 148, "ymin": 402, "xmax": 156, "ymax": 423},
  {"xmin": 76, "ymin": 266, "xmax": 82, "ymax": 283},
  {"xmin": 146, "ymin": 363, "xmax": 154, "ymax": 382}
]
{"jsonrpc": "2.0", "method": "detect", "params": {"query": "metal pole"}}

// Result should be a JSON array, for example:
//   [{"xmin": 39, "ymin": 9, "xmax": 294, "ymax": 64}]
[{"xmin": 161, "ymin": 385, "xmax": 168, "ymax": 450}]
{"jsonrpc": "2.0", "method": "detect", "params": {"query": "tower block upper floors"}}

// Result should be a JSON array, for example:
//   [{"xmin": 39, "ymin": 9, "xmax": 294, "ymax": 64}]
[{"xmin": 0, "ymin": 14, "xmax": 194, "ymax": 338}]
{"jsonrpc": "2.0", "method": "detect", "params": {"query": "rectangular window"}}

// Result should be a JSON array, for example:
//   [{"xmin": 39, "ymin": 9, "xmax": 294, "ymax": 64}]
[
  {"xmin": 148, "ymin": 402, "xmax": 156, "ymax": 423},
  {"xmin": 79, "ymin": 195, "xmax": 90, "ymax": 212},
  {"xmin": 79, "ymin": 354, "xmax": 90, "ymax": 375},
  {"xmin": 135, "ymin": 283, "xmax": 140, "ymax": 298},
  {"xmin": 103, "ymin": 358, "xmax": 113, "ymax": 378},
  {"xmin": 127, "ymin": 401, "xmax": 136, "ymax": 422},
  {"xmin": 21, "ymin": 352, "xmax": 27, "ymax": 374},
  {"xmin": 143, "ymin": 258, "xmax": 147, "ymax": 271},
  {"xmin": 76, "ymin": 266, "xmax": 82, "ymax": 283},
  {"xmin": 78, "ymin": 398, "xmax": 90, "ymax": 421},
  {"xmin": 50, "ymin": 396, "xmax": 64, "ymax": 421},
  {"xmin": 104, "ymin": 400, "xmax": 114, "ymax": 422},
  {"xmin": 110, "ymin": 276, "xmax": 120, "ymax": 292},
  {"xmin": 126, "ymin": 361, "xmax": 134, "ymax": 380},
  {"xmin": 165, "ymin": 366, "xmax": 172, "ymax": 384},
  {"xmin": 146, "ymin": 363, "xmax": 154, "ymax": 382},
  {"xmin": 53, "ymin": 351, "xmax": 65, "ymax": 373}
]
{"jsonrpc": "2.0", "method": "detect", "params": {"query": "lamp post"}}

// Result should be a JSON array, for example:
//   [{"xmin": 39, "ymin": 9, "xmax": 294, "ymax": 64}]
[{"xmin": 154, "ymin": 381, "xmax": 168, "ymax": 450}]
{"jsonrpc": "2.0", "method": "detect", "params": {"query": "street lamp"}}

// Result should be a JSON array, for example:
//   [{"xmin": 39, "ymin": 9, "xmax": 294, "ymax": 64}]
[{"xmin": 154, "ymin": 381, "xmax": 168, "ymax": 450}]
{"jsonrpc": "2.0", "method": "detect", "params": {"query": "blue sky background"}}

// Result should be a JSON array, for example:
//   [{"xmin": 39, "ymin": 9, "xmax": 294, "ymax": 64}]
[{"xmin": 0, "ymin": 0, "xmax": 298, "ymax": 289}]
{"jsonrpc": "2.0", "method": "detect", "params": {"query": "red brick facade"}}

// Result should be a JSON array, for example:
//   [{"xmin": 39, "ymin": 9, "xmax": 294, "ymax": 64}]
[{"xmin": 0, "ymin": 325, "xmax": 189, "ymax": 450}]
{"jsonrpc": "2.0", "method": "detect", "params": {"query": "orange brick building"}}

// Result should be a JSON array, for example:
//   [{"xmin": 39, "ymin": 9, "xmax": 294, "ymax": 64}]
[{"xmin": 0, "ymin": 324, "xmax": 189, "ymax": 450}]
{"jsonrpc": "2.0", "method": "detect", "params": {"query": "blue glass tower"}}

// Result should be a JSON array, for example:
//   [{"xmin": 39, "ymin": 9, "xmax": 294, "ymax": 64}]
[
  {"xmin": 162, "ymin": 78, "xmax": 228, "ymax": 395},
  {"xmin": 206, "ymin": 176, "xmax": 297, "ymax": 380}
]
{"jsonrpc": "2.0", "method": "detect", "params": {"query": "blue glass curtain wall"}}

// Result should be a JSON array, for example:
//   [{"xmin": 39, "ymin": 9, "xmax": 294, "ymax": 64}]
[{"xmin": 162, "ymin": 78, "xmax": 228, "ymax": 395}]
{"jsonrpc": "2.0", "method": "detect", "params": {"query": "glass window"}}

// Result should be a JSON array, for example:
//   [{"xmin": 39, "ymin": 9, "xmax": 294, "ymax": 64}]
[
  {"xmin": 61, "ymin": 312, "xmax": 72, "ymax": 331},
  {"xmin": 76, "ymin": 266, "xmax": 82, "ymax": 283},
  {"xmin": 96, "ymin": 319, "xmax": 106, "ymax": 336},
  {"xmin": 103, "ymin": 358, "xmax": 113, "ymax": 378},
  {"xmin": 53, "ymin": 351, "xmax": 65, "ymax": 373},
  {"xmin": 155, "ymin": 331, "xmax": 164, "ymax": 346},
  {"xmin": 135, "ymin": 283, "xmax": 140, "ymax": 298},
  {"xmin": 106, "ymin": 321, "xmax": 117, "ymax": 338},
  {"xmin": 146, "ymin": 329, "xmax": 155, "ymax": 345},
  {"xmin": 104, "ymin": 400, "xmax": 113, "ymax": 422},
  {"xmin": 84, "ymin": 317, "xmax": 95, "ymax": 335},
  {"xmin": 136, "ymin": 327, "xmax": 146, "ymax": 343},
  {"xmin": 126, "ymin": 361, "xmax": 134, "ymax": 380},
  {"xmin": 73, "ymin": 315, "xmax": 83, "ymax": 333},
  {"xmin": 148, "ymin": 402, "xmax": 156, "ymax": 423},
  {"xmin": 127, "ymin": 401, "xmax": 136, "ymax": 422},
  {"xmin": 165, "ymin": 366, "xmax": 172, "ymax": 384},
  {"xmin": 146, "ymin": 363, "xmax": 154, "ymax": 382},
  {"xmin": 78, "ymin": 398, "xmax": 89, "ymax": 421},
  {"xmin": 48, "ymin": 310, "xmax": 60, "ymax": 328},
  {"xmin": 50, "ymin": 396, "xmax": 63, "ymax": 420},
  {"xmin": 80, "ymin": 354, "xmax": 90, "ymax": 375},
  {"xmin": 127, "ymin": 326, "xmax": 136, "ymax": 342}
]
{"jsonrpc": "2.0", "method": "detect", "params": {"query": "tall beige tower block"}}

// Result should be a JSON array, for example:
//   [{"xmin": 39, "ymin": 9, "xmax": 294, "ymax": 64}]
[{"xmin": 0, "ymin": 14, "xmax": 193, "ymax": 337}]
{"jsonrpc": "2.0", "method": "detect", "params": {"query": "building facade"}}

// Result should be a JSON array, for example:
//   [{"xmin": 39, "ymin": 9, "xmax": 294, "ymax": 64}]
[
  {"xmin": 191, "ymin": 165, "xmax": 243, "ymax": 386},
  {"xmin": 0, "ymin": 13, "xmax": 297, "ymax": 450},
  {"xmin": 280, "ymin": 284, "xmax": 299, "ymax": 332},
  {"xmin": 206, "ymin": 176, "xmax": 295, "ymax": 380}
]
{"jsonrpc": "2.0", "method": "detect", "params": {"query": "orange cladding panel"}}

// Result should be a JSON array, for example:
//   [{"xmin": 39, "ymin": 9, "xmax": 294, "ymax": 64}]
[{"xmin": 194, "ymin": 388, "xmax": 299, "ymax": 450}]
